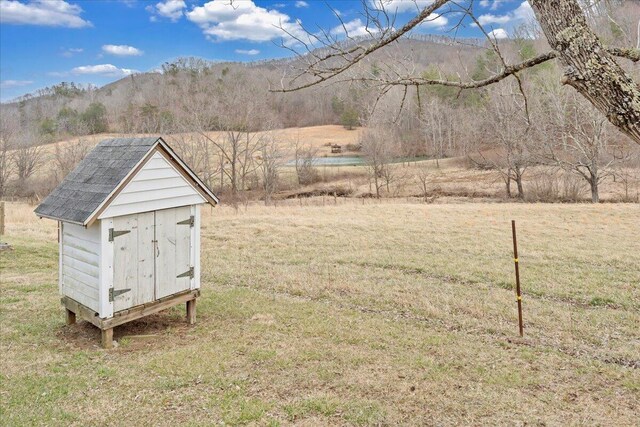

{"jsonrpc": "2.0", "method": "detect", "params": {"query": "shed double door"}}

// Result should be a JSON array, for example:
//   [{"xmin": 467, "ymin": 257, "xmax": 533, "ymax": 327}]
[{"xmin": 112, "ymin": 206, "xmax": 192, "ymax": 312}]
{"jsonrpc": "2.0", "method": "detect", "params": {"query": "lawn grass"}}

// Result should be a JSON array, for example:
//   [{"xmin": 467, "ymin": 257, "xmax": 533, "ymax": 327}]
[{"xmin": 1, "ymin": 201, "xmax": 638, "ymax": 425}]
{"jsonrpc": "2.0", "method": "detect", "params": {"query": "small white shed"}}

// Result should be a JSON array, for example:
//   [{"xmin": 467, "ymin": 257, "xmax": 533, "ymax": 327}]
[{"xmin": 35, "ymin": 137, "xmax": 218, "ymax": 347}]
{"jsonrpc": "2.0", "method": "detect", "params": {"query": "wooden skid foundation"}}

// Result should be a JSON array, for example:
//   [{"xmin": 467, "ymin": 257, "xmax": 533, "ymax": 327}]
[{"xmin": 62, "ymin": 289, "xmax": 200, "ymax": 348}]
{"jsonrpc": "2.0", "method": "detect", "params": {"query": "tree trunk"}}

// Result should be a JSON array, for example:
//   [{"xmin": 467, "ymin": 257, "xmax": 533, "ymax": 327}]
[
  {"xmin": 505, "ymin": 174, "xmax": 512, "ymax": 198},
  {"xmin": 590, "ymin": 181, "xmax": 599, "ymax": 203},
  {"xmin": 231, "ymin": 161, "xmax": 237, "ymax": 194},
  {"xmin": 529, "ymin": 0, "xmax": 640, "ymax": 144},
  {"xmin": 516, "ymin": 175, "xmax": 524, "ymax": 200},
  {"xmin": 220, "ymin": 155, "xmax": 224, "ymax": 189},
  {"xmin": 589, "ymin": 173, "xmax": 599, "ymax": 203}
]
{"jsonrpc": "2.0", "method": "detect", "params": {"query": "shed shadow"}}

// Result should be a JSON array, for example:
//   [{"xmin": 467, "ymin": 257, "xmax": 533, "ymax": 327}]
[{"xmin": 57, "ymin": 308, "xmax": 205, "ymax": 351}]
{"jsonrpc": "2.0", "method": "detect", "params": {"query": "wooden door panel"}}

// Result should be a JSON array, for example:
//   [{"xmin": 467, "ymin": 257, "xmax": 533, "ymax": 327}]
[
  {"xmin": 135, "ymin": 212, "xmax": 155, "ymax": 305},
  {"xmin": 112, "ymin": 214, "xmax": 136, "ymax": 312},
  {"xmin": 156, "ymin": 206, "xmax": 191, "ymax": 299},
  {"xmin": 155, "ymin": 207, "xmax": 175, "ymax": 299},
  {"xmin": 112, "ymin": 212, "xmax": 155, "ymax": 312}
]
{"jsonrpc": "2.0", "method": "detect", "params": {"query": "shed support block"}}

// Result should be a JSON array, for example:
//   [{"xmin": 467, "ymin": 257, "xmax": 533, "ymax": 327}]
[
  {"xmin": 65, "ymin": 309, "xmax": 76, "ymax": 325},
  {"xmin": 186, "ymin": 299, "xmax": 196, "ymax": 325},
  {"xmin": 101, "ymin": 328, "xmax": 113, "ymax": 349}
]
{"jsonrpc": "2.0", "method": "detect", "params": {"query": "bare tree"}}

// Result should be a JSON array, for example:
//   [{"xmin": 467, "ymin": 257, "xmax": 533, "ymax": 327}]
[
  {"xmin": 361, "ymin": 126, "xmax": 397, "ymax": 198},
  {"xmin": 195, "ymin": 71, "xmax": 277, "ymax": 204},
  {"xmin": 541, "ymin": 92, "xmax": 630, "ymax": 203},
  {"xmin": 238, "ymin": 131, "xmax": 265, "ymax": 193},
  {"xmin": 0, "ymin": 111, "xmax": 20, "ymax": 198},
  {"xmin": 420, "ymin": 99, "xmax": 446, "ymax": 168},
  {"xmin": 54, "ymin": 137, "xmax": 91, "ymax": 183},
  {"xmin": 294, "ymin": 137, "xmax": 319, "ymax": 186},
  {"xmin": 416, "ymin": 166, "xmax": 431, "ymax": 203},
  {"xmin": 0, "ymin": 135, "xmax": 13, "ymax": 198},
  {"xmin": 257, "ymin": 132, "xmax": 284, "ymax": 205},
  {"xmin": 13, "ymin": 130, "xmax": 44, "ymax": 181},
  {"xmin": 274, "ymin": 0, "xmax": 640, "ymax": 145},
  {"xmin": 473, "ymin": 84, "xmax": 535, "ymax": 199},
  {"xmin": 168, "ymin": 131, "xmax": 220, "ymax": 191},
  {"xmin": 204, "ymin": 128, "xmax": 264, "ymax": 203},
  {"xmin": 612, "ymin": 154, "xmax": 640, "ymax": 202}
]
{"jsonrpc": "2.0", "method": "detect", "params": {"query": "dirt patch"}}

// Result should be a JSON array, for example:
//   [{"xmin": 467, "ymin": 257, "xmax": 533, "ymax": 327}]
[{"xmin": 56, "ymin": 311, "xmax": 196, "ymax": 351}]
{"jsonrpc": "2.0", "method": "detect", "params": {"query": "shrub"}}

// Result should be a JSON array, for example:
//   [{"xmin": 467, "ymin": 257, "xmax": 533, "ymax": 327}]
[{"xmin": 526, "ymin": 172, "xmax": 586, "ymax": 202}]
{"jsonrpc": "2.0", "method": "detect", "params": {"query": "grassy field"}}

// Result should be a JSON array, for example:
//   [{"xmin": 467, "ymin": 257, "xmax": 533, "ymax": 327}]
[
  {"xmin": 22, "ymin": 125, "xmax": 363, "ymax": 165},
  {"xmin": 1, "ymin": 201, "xmax": 639, "ymax": 426}
]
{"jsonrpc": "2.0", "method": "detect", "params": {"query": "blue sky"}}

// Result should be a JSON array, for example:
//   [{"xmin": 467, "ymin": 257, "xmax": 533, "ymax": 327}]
[{"xmin": 0, "ymin": 0, "xmax": 534, "ymax": 101}]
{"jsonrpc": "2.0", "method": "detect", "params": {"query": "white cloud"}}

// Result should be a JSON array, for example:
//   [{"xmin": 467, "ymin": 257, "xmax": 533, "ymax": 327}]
[
  {"xmin": 235, "ymin": 48, "xmax": 260, "ymax": 55},
  {"xmin": 61, "ymin": 47, "xmax": 83, "ymax": 57},
  {"xmin": 372, "ymin": 0, "xmax": 435, "ymax": 14},
  {"xmin": 488, "ymin": 28, "xmax": 508, "ymax": 39},
  {"xmin": 0, "ymin": 79, "xmax": 33, "ymax": 89},
  {"xmin": 479, "ymin": 0, "xmax": 503, "ymax": 10},
  {"xmin": 294, "ymin": 1, "xmax": 309, "ymax": 7},
  {"xmin": 102, "ymin": 44, "xmax": 143, "ymax": 56},
  {"xmin": 513, "ymin": 1, "xmax": 534, "ymax": 22},
  {"xmin": 477, "ymin": 13, "xmax": 511, "ymax": 26},
  {"xmin": 147, "ymin": 0, "xmax": 186, "ymax": 22},
  {"xmin": 71, "ymin": 64, "xmax": 138, "ymax": 77},
  {"xmin": 330, "ymin": 18, "xmax": 374, "ymax": 38},
  {"xmin": 0, "ymin": 0, "xmax": 91, "ymax": 28},
  {"xmin": 369, "ymin": 1, "xmax": 447, "ymax": 27},
  {"xmin": 477, "ymin": 1, "xmax": 534, "ymax": 27},
  {"xmin": 420, "ymin": 12, "xmax": 447, "ymax": 28},
  {"xmin": 186, "ymin": 0, "xmax": 306, "ymax": 42}
]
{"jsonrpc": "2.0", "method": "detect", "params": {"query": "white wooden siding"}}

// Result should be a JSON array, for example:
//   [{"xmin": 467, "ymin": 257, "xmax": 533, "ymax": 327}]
[
  {"xmin": 61, "ymin": 222, "xmax": 100, "ymax": 312},
  {"xmin": 192, "ymin": 205, "xmax": 201, "ymax": 290},
  {"xmin": 58, "ymin": 222, "xmax": 63, "ymax": 294},
  {"xmin": 99, "ymin": 151, "xmax": 205, "ymax": 219}
]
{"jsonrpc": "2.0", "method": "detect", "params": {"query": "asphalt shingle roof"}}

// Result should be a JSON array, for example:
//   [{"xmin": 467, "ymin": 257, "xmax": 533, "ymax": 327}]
[{"xmin": 35, "ymin": 137, "xmax": 161, "ymax": 224}]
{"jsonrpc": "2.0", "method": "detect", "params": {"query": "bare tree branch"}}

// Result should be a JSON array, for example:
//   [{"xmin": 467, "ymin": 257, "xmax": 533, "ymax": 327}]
[{"xmin": 271, "ymin": 0, "xmax": 451, "ymax": 93}]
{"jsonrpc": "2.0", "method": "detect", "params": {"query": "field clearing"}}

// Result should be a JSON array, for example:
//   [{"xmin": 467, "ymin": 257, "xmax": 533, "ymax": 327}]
[
  {"xmin": 7, "ymin": 126, "xmax": 637, "ymax": 203},
  {"xmin": 1, "ymin": 201, "xmax": 639, "ymax": 425},
  {"xmin": 26, "ymin": 125, "xmax": 362, "ymax": 166}
]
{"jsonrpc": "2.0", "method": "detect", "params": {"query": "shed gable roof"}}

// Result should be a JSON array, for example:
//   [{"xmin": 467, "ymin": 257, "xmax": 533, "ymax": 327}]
[{"xmin": 35, "ymin": 137, "xmax": 218, "ymax": 225}]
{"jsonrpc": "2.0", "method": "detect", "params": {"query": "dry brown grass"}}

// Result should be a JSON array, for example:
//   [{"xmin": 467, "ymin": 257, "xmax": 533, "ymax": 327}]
[
  {"xmin": 1, "ymin": 201, "xmax": 639, "ymax": 426},
  {"xmin": 312, "ymin": 159, "xmax": 639, "ymax": 202},
  {"xmin": 26, "ymin": 125, "xmax": 363, "ymax": 172}
]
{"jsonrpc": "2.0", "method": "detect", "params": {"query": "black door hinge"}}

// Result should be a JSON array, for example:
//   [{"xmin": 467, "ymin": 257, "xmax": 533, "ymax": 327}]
[
  {"xmin": 109, "ymin": 288, "xmax": 131, "ymax": 302},
  {"xmin": 108, "ymin": 228, "xmax": 131, "ymax": 242},
  {"xmin": 177, "ymin": 267, "xmax": 194, "ymax": 279},
  {"xmin": 177, "ymin": 216, "xmax": 194, "ymax": 227}
]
